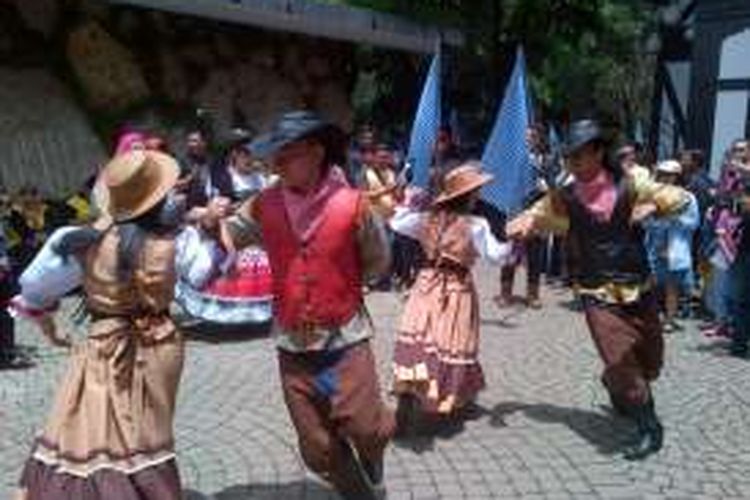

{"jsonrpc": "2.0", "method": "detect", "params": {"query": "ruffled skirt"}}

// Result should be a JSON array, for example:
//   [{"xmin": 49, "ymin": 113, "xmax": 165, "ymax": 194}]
[
  {"xmin": 17, "ymin": 321, "xmax": 184, "ymax": 499},
  {"xmin": 392, "ymin": 268, "xmax": 485, "ymax": 414}
]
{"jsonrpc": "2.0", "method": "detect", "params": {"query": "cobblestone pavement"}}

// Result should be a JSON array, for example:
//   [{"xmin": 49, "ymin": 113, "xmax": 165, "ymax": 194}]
[{"xmin": 3, "ymin": 263, "xmax": 750, "ymax": 499}]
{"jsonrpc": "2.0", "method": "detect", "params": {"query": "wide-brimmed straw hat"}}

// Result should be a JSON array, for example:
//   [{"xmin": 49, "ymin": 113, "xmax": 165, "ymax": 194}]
[
  {"xmin": 98, "ymin": 150, "xmax": 180, "ymax": 222},
  {"xmin": 250, "ymin": 110, "xmax": 346, "ymax": 159},
  {"xmin": 564, "ymin": 119, "xmax": 604, "ymax": 156},
  {"xmin": 433, "ymin": 161, "xmax": 494, "ymax": 205}
]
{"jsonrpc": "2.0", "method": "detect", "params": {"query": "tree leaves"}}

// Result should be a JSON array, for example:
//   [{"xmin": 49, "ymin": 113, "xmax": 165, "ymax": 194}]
[{"xmin": 333, "ymin": 0, "xmax": 658, "ymax": 134}]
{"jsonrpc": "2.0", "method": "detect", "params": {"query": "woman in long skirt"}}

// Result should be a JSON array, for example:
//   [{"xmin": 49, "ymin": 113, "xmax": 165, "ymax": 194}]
[
  {"xmin": 12, "ymin": 150, "xmax": 203, "ymax": 499},
  {"xmin": 389, "ymin": 161, "xmax": 510, "ymax": 426}
]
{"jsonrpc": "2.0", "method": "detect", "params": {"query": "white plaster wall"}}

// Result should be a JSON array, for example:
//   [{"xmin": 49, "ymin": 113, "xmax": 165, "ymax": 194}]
[
  {"xmin": 711, "ymin": 29, "xmax": 750, "ymax": 176},
  {"xmin": 710, "ymin": 90, "xmax": 749, "ymax": 177},
  {"xmin": 719, "ymin": 28, "xmax": 750, "ymax": 80},
  {"xmin": 659, "ymin": 90, "xmax": 677, "ymax": 160},
  {"xmin": 667, "ymin": 61, "xmax": 692, "ymax": 113}
]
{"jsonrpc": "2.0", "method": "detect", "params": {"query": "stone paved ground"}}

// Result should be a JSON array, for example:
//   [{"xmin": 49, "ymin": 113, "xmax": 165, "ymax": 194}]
[{"xmin": 3, "ymin": 263, "xmax": 750, "ymax": 499}]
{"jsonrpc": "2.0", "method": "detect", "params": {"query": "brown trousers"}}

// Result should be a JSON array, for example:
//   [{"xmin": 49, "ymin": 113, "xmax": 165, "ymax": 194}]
[
  {"xmin": 278, "ymin": 341, "xmax": 395, "ymax": 492},
  {"xmin": 583, "ymin": 293, "xmax": 664, "ymax": 406}
]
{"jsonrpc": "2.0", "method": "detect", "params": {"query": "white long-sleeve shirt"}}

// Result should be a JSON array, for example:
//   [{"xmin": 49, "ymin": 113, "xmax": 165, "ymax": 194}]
[
  {"xmin": 13, "ymin": 225, "xmax": 216, "ymax": 315},
  {"xmin": 389, "ymin": 207, "xmax": 511, "ymax": 264}
]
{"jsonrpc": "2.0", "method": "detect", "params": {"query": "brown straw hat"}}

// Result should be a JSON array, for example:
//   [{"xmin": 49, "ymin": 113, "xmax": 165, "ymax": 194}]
[
  {"xmin": 99, "ymin": 150, "xmax": 180, "ymax": 222},
  {"xmin": 433, "ymin": 161, "xmax": 494, "ymax": 205}
]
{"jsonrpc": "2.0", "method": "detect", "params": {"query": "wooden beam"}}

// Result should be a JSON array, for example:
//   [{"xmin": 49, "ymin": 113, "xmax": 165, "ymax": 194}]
[{"xmin": 107, "ymin": 0, "xmax": 463, "ymax": 53}]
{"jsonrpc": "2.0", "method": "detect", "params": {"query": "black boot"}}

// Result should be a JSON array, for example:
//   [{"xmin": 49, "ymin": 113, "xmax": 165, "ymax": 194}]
[
  {"xmin": 336, "ymin": 438, "xmax": 379, "ymax": 500},
  {"xmin": 623, "ymin": 399, "xmax": 663, "ymax": 460},
  {"xmin": 395, "ymin": 394, "xmax": 420, "ymax": 438},
  {"xmin": 608, "ymin": 392, "xmax": 629, "ymax": 417}
]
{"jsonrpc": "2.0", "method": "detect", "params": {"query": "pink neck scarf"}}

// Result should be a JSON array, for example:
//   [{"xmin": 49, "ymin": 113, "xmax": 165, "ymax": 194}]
[
  {"xmin": 574, "ymin": 169, "xmax": 617, "ymax": 222},
  {"xmin": 282, "ymin": 166, "xmax": 349, "ymax": 242}
]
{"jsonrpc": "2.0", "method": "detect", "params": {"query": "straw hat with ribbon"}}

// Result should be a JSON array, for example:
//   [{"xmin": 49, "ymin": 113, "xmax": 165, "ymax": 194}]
[
  {"xmin": 433, "ymin": 161, "xmax": 494, "ymax": 206},
  {"xmin": 95, "ymin": 150, "xmax": 180, "ymax": 224}
]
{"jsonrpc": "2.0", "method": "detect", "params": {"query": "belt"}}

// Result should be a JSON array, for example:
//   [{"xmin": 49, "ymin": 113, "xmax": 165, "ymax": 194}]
[
  {"xmin": 292, "ymin": 320, "xmax": 323, "ymax": 346},
  {"xmin": 88, "ymin": 309, "xmax": 169, "ymax": 323},
  {"xmin": 424, "ymin": 259, "xmax": 469, "ymax": 275}
]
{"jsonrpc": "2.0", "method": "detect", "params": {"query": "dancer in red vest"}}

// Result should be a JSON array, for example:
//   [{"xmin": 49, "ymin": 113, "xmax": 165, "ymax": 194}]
[{"xmin": 202, "ymin": 111, "xmax": 394, "ymax": 499}]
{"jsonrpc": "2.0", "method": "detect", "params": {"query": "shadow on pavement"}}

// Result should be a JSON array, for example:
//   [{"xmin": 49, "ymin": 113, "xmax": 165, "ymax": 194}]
[
  {"xmin": 481, "ymin": 305, "xmax": 528, "ymax": 329},
  {"xmin": 0, "ymin": 357, "xmax": 36, "ymax": 371},
  {"xmin": 480, "ymin": 317, "xmax": 522, "ymax": 329},
  {"xmin": 0, "ymin": 346, "xmax": 39, "ymax": 371},
  {"xmin": 185, "ymin": 479, "xmax": 339, "ymax": 499},
  {"xmin": 692, "ymin": 340, "xmax": 732, "ymax": 355},
  {"xmin": 557, "ymin": 298, "xmax": 584, "ymax": 313},
  {"xmin": 393, "ymin": 402, "xmax": 485, "ymax": 454},
  {"xmin": 486, "ymin": 401, "xmax": 633, "ymax": 456}
]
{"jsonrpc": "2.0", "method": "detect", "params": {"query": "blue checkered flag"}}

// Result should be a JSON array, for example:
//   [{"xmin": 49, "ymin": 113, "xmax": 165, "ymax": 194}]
[
  {"xmin": 481, "ymin": 47, "xmax": 534, "ymax": 215},
  {"xmin": 406, "ymin": 47, "xmax": 441, "ymax": 188}
]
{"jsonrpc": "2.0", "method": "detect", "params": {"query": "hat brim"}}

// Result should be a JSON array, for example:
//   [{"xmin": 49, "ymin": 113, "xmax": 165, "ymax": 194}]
[
  {"xmin": 656, "ymin": 168, "xmax": 681, "ymax": 175},
  {"xmin": 563, "ymin": 135, "xmax": 603, "ymax": 156},
  {"xmin": 98, "ymin": 152, "xmax": 181, "ymax": 223},
  {"xmin": 433, "ymin": 173, "xmax": 494, "ymax": 206},
  {"xmin": 250, "ymin": 122, "xmax": 346, "ymax": 159},
  {"xmin": 90, "ymin": 179, "xmax": 113, "ymax": 231}
]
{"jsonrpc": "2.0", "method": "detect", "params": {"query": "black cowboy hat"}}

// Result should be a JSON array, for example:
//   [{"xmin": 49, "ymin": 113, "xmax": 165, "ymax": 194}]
[
  {"xmin": 249, "ymin": 110, "xmax": 346, "ymax": 159},
  {"xmin": 563, "ymin": 119, "xmax": 604, "ymax": 156}
]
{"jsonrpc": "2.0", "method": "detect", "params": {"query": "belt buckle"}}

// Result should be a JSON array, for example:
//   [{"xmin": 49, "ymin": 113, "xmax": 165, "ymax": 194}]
[{"xmin": 299, "ymin": 320, "xmax": 318, "ymax": 345}]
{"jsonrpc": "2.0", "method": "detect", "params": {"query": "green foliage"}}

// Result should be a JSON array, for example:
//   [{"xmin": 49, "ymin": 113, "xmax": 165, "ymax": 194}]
[
  {"xmin": 332, "ymin": 0, "xmax": 658, "ymax": 132},
  {"xmin": 511, "ymin": 0, "xmax": 657, "ymax": 125}
]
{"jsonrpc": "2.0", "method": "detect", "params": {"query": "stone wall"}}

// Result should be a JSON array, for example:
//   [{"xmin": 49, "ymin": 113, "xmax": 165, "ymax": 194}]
[
  {"xmin": 63, "ymin": 2, "xmax": 356, "ymax": 141},
  {"xmin": 0, "ymin": 67, "xmax": 106, "ymax": 195},
  {"xmin": 0, "ymin": 0, "xmax": 357, "ymax": 193}
]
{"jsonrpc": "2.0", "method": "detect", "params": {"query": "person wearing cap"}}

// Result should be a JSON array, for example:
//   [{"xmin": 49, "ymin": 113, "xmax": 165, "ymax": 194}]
[
  {"xmin": 209, "ymin": 111, "xmax": 394, "ymax": 499},
  {"xmin": 11, "ymin": 150, "xmax": 215, "ymax": 499},
  {"xmin": 643, "ymin": 160, "xmax": 700, "ymax": 333},
  {"xmin": 507, "ymin": 119, "xmax": 689, "ymax": 461},
  {"xmin": 389, "ymin": 161, "xmax": 510, "ymax": 428}
]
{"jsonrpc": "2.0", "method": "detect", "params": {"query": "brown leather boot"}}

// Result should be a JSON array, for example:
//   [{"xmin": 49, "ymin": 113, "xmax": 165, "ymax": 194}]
[
  {"xmin": 527, "ymin": 282, "xmax": 542, "ymax": 309},
  {"xmin": 494, "ymin": 267, "xmax": 515, "ymax": 307}
]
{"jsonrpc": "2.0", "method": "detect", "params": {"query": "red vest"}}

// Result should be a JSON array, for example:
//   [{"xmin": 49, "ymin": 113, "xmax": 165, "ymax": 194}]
[{"xmin": 257, "ymin": 186, "xmax": 363, "ymax": 334}]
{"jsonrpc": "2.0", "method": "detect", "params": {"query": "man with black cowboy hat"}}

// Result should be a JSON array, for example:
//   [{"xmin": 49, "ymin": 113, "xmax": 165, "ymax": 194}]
[
  {"xmin": 204, "ymin": 110, "xmax": 394, "ymax": 499},
  {"xmin": 507, "ymin": 118, "xmax": 689, "ymax": 460}
]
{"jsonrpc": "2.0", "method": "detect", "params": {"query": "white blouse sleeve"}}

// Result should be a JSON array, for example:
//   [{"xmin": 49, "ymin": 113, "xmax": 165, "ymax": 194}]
[
  {"xmin": 175, "ymin": 226, "xmax": 225, "ymax": 289},
  {"xmin": 12, "ymin": 226, "xmax": 83, "ymax": 315},
  {"xmin": 389, "ymin": 206, "xmax": 427, "ymax": 239},
  {"xmin": 469, "ymin": 216, "xmax": 512, "ymax": 264}
]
